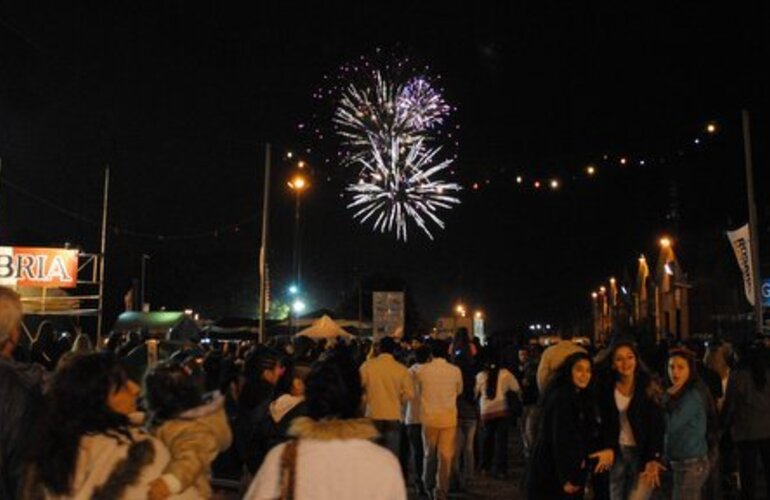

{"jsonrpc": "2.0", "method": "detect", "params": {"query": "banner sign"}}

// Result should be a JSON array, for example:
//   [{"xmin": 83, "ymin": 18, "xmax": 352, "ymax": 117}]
[
  {"xmin": 762, "ymin": 279, "xmax": 770, "ymax": 308},
  {"xmin": 0, "ymin": 247, "xmax": 79, "ymax": 288},
  {"xmin": 727, "ymin": 224, "xmax": 755, "ymax": 306},
  {"xmin": 372, "ymin": 291, "xmax": 404, "ymax": 339}
]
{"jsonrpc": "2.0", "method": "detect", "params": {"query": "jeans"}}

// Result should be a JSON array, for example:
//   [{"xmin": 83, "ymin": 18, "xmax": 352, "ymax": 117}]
[
  {"xmin": 736, "ymin": 438, "xmax": 770, "ymax": 500},
  {"xmin": 452, "ymin": 418, "xmax": 477, "ymax": 487},
  {"xmin": 423, "ymin": 426, "xmax": 457, "ymax": 500},
  {"xmin": 666, "ymin": 456, "xmax": 709, "ymax": 500},
  {"xmin": 407, "ymin": 424, "xmax": 425, "ymax": 487},
  {"xmin": 480, "ymin": 417, "xmax": 509, "ymax": 475},
  {"xmin": 373, "ymin": 419, "xmax": 402, "ymax": 461},
  {"xmin": 609, "ymin": 445, "xmax": 654, "ymax": 500}
]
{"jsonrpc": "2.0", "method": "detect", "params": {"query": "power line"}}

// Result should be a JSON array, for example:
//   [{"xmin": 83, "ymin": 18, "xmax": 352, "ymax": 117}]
[{"xmin": 1, "ymin": 175, "xmax": 260, "ymax": 241}]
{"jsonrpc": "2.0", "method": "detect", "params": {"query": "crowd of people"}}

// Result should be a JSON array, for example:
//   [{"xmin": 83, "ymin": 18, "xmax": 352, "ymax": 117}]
[{"xmin": 2, "ymin": 285, "xmax": 770, "ymax": 499}]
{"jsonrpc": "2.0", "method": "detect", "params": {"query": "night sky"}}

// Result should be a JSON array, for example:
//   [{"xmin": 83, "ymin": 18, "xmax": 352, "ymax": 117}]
[{"xmin": 1, "ymin": 3, "xmax": 768, "ymax": 333}]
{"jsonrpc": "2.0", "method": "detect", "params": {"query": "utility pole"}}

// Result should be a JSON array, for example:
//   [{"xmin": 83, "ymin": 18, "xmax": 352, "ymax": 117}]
[
  {"xmin": 97, "ymin": 166, "xmax": 110, "ymax": 346},
  {"xmin": 742, "ymin": 110, "xmax": 764, "ymax": 337},
  {"xmin": 259, "ymin": 144, "xmax": 271, "ymax": 343}
]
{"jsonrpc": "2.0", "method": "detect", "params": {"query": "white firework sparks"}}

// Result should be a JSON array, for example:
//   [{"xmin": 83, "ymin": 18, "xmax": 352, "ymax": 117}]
[
  {"xmin": 397, "ymin": 77, "xmax": 451, "ymax": 131},
  {"xmin": 333, "ymin": 71, "xmax": 450, "ymax": 168},
  {"xmin": 347, "ymin": 138, "xmax": 461, "ymax": 241}
]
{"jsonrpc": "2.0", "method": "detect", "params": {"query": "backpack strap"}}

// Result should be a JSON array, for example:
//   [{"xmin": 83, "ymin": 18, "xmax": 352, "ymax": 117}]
[{"xmin": 278, "ymin": 439, "xmax": 299, "ymax": 500}]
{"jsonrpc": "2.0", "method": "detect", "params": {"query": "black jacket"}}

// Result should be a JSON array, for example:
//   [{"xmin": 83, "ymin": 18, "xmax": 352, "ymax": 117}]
[
  {"xmin": 234, "ymin": 379, "xmax": 275, "ymax": 474},
  {"xmin": 597, "ymin": 373, "xmax": 664, "ymax": 464},
  {"xmin": 0, "ymin": 357, "xmax": 44, "ymax": 500},
  {"xmin": 526, "ymin": 386, "xmax": 600, "ymax": 497}
]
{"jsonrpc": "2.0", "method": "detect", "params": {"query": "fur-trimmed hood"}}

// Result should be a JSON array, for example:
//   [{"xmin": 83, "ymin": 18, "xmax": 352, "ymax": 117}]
[{"xmin": 288, "ymin": 417, "xmax": 379, "ymax": 441}]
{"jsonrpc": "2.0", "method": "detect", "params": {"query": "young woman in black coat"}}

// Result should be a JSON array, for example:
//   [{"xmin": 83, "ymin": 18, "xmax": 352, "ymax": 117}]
[
  {"xmin": 597, "ymin": 340, "xmax": 665, "ymax": 500},
  {"xmin": 526, "ymin": 351, "xmax": 614, "ymax": 499}
]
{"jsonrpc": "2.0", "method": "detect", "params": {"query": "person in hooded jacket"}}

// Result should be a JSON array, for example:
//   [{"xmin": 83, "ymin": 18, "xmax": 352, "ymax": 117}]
[
  {"xmin": 144, "ymin": 360, "xmax": 233, "ymax": 499},
  {"xmin": 245, "ymin": 348, "xmax": 406, "ymax": 500}
]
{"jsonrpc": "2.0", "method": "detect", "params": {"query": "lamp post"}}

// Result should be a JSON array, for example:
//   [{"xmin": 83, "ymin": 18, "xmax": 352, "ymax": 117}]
[{"xmin": 287, "ymin": 173, "xmax": 308, "ymax": 335}]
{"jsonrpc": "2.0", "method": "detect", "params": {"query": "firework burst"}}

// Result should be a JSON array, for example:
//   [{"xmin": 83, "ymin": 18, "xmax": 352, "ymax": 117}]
[
  {"xmin": 347, "ymin": 137, "xmax": 461, "ymax": 241},
  {"xmin": 333, "ymin": 71, "xmax": 451, "ymax": 168}
]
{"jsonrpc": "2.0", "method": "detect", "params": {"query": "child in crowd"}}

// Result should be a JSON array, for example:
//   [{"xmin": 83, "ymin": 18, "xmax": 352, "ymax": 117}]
[{"xmin": 144, "ymin": 360, "xmax": 233, "ymax": 499}]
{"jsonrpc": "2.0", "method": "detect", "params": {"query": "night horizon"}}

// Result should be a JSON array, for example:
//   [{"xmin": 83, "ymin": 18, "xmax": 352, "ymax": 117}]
[{"xmin": 1, "ymin": 3, "xmax": 768, "ymax": 335}]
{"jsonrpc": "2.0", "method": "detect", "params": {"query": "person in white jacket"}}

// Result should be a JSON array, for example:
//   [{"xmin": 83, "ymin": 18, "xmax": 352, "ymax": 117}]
[
  {"xmin": 24, "ymin": 352, "xmax": 194, "ymax": 500},
  {"xmin": 245, "ymin": 349, "xmax": 406, "ymax": 500}
]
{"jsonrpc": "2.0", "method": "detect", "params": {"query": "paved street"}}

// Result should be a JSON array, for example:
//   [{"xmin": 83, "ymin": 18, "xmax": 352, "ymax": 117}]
[{"xmin": 408, "ymin": 428, "xmax": 526, "ymax": 500}]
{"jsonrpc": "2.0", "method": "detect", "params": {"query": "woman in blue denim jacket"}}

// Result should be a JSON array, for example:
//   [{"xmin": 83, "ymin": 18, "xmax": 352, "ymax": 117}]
[{"xmin": 663, "ymin": 348, "xmax": 710, "ymax": 500}]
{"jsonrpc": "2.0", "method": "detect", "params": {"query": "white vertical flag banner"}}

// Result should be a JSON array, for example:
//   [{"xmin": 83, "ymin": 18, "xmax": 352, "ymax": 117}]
[{"xmin": 727, "ymin": 224, "xmax": 755, "ymax": 306}]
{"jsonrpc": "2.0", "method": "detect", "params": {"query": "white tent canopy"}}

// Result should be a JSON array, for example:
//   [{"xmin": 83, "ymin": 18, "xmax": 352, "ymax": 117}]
[{"xmin": 295, "ymin": 315, "xmax": 355, "ymax": 340}]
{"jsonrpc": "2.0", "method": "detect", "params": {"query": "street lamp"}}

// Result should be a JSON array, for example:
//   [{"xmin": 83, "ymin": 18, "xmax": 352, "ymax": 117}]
[
  {"xmin": 659, "ymin": 237, "xmax": 672, "ymax": 248},
  {"xmin": 288, "ymin": 174, "xmax": 309, "ymax": 288},
  {"xmin": 288, "ymin": 173, "xmax": 309, "ymax": 334}
]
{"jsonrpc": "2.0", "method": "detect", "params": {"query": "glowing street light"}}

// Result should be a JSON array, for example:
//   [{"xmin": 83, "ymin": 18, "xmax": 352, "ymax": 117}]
[
  {"xmin": 292, "ymin": 299, "xmax": 306, "ymax": 313},
  {"xmin": 288, "ymin": 175, "xmax": 308, "ymax": 191},
  {"xmin": 474, "ymin": 310, "xmax": 484, "ymax": 319},
  {"xmin": 706, "ymin": 122, "xmax": 718, "ymax": 134},
  {"xmin": 586, "ymin": 165, "xmax": 596, "ymax": 176},
  {"xmin": 550, "ymin": 179, "xmax": 560, "ymax": 190},
  {"xmin": 591, "ymin": 292, "xmax": 598, "ymax": 299},
  {"xmin": 516, "ymin": 176, "xmax": 523, "ymax": 184},
  {"xmin": 455, "ymin": 304, "xmax": 467, "ymax": 317},
  {"xmin": 659, "ymin": 237, "xmax": 672, "ymax": 248}
]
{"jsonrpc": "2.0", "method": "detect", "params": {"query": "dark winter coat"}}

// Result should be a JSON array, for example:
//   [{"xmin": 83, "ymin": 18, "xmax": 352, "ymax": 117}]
[
  {"xmin": 597, "ymin": 372, "xmax": 664, "ymax": 464},
  {"xmin": 234, "ymin": 379, "xmax": 275, "ymax": 474},
  {"xmin": 0, "ymin": 356, "xmax": 44, "ymax": 500},
  {"xmin": 526, "ymin": 385, "xmax": 600, "ymax": 498}
]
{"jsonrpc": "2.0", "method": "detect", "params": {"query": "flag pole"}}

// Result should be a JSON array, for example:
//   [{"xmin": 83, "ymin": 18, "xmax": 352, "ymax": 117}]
[{"xmin": 742, "ymin": 110, "xmax": 763, "ymax": 337}]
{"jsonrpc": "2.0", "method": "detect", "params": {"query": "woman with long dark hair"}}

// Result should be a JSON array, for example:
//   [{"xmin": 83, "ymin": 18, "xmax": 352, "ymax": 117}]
[
  {"xmin": 526, "ymin": 352, "xmax": 614, "ymax": 498},
  {"xmin": 24, "ymin": 352, "xmax": 173, "ymax": 499},
  {"xmin": 475, "ymin": 353, "xmax": 520, "ymax": 477},
  {"xmin": 723, "ymin": 341, "xmax": 770, "ymax": 499},
  {"xmin": 597, "ymin": 340, "xmax": 665, "ymax": 499},
  {"xmin": 662, "ymin": 348, "xmax": 711, "ymax": 499}
]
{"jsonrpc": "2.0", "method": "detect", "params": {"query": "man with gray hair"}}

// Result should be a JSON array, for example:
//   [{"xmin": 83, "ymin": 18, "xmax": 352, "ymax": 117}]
[{"xmin": 0, "ymin": 286, "xmax": 44, "ymax": 499}]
